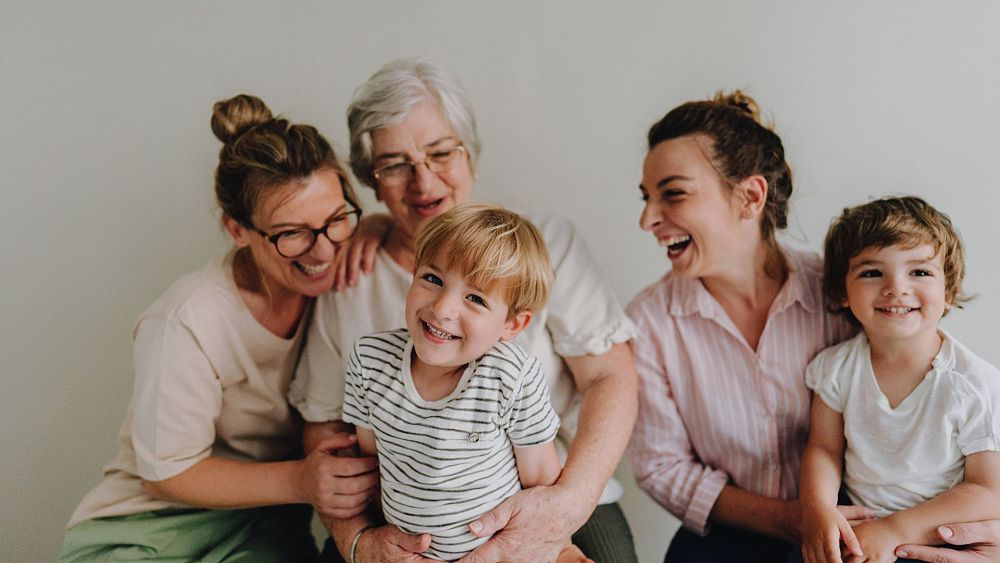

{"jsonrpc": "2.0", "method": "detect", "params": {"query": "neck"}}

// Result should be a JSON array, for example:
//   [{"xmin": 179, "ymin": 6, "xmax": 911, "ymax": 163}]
[
  {"xmin": 701, "ymin": 241, "xmax": 787, "ymax": 311},
  {"xmin": 385, "ymin": 226, "xmax": 417, "ymax": 273},
  {"xmin": 232, "ymin": 249, "xmax": 306, "ymax": 335},
  {"xmin": 868, "ymin": 329, "xmax": 943, "ymax": 371},
  {"xmin": 410, "ymin": 351, "xmax": 466, "ymax": 401}
]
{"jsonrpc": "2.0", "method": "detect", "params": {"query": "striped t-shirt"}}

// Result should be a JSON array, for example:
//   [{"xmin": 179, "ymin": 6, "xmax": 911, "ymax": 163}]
[{"xmin": 342, "ymin": 329, "xmax": 560, "ymax": 561}]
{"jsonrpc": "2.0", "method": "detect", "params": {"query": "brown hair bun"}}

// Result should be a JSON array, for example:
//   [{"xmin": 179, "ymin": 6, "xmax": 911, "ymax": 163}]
[{"xmin": 211, "ymin": 94, "xmax": 273, "ymax": 144}]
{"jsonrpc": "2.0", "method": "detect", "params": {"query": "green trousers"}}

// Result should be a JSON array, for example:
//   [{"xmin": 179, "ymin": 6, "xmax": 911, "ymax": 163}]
[{"xmin": 59, "ymin": 504, "xmax": 318, "ymax": 562}]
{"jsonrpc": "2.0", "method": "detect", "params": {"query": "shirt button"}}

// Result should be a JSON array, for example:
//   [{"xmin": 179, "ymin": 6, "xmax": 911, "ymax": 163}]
[{"xmin": 468, "ymin": 433, "xmax": 480, "ymax": 443}]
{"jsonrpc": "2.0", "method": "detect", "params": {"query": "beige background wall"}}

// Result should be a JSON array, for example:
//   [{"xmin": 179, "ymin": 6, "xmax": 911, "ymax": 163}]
[{"xmin": 2, "ymin": 2, "xmax": 999, "ymax": 561}]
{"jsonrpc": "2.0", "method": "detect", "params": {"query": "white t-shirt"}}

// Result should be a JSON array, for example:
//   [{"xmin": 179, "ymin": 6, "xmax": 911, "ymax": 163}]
[
  {"xmin": 67, "ymin": 253, "xmax": 307, "ymax": 528},
  {"xmin": 289, "ymin": 213, "xmax": 634, "ymax": 503},
  {"xmin": 343, "ymin": 329, "xmax": 559, "ymax": 561},
  {"xmin": 806, "ymin": 331, "xmax": 1000, "ymax": 517}
]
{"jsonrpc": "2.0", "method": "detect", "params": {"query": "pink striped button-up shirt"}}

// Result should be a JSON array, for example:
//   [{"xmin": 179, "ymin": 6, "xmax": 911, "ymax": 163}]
[{"xmin": 626, "ymin": 247, "xmax": 853, "ymax": 535}]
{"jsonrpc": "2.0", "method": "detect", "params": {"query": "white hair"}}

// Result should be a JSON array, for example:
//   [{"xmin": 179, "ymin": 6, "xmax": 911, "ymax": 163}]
[{"xmin": 347, "ymin": 57, "xmax": 481, "ymax": 188}]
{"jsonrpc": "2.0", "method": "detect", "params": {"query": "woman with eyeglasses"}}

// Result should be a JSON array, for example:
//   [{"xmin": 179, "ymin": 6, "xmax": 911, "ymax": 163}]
[
  {"xmin": 60, "ymin": 94, "xmax": 371, "ymax": 562},
  {"xmin": 288, "ymin": 58, "xmax": 639, "ymax": 563}
]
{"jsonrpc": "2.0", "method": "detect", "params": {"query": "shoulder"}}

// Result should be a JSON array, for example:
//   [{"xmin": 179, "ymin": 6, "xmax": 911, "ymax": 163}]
[
  {"xmin": 135, "ymin": 257, "xmax": 238, "ymax": 333},
  {"xmin": 479, "ymin": 340, "xmax": 537, "ymax": 381},
  {"xmin": 811, "ymin": 332, "xmax": 865, "ymax": 368},
  {"xmin": 626, "ymin": 273, "xmax": 682, "ymax": 330},
  {"xmin": 354, "ymin": 329, "xmax": 409, "ymax": 355},
  {"xmin": 943, "ymin": 335, "xmax": 1000, "ymax": 396}
]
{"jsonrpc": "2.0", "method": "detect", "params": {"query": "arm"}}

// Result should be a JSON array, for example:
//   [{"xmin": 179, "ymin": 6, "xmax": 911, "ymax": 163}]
[
  {"xmin": 851, "ymin": 451, "xmax": 1000, "ymax": 563},
  {"xmin": 797, "ymin": 395, "xmax": 862, "ymax": 562},
  {"xmin": 514, "ymin": 442, "xmax": 562, "ymax": 488},
  {"xmin": 896, "ymin": 520, "xmax": 1000, "ymax": 562},
  {"xmin": 464, "ymin": 343, "xmax": 637, "ymax": 563},
  {"xmin": 334, "ymin": 212, "xmax": 392, "ymax": 291}
]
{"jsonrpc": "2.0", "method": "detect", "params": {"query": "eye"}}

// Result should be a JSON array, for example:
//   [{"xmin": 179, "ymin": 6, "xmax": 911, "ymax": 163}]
[
  {"xmin": 911, "ymin": 269, "xmax": 933, "ymax": 277},
  {"xmin": 639, "ymin": 188, "xmax": 649, "ymax": 202},
  {"xmin": 420, "ymin": 272, "xmax": 443, "ymax": 286},
  {"xmin": 428, "ymin": 148, "xmax": 456, "ymax": 162},
  {"xmin": 275, "ymin": 229, "xmax": 310, "ymax": 241},
  {"xmin": 858, "ymin": 269, "xmax": 882, "ymax": 278},
  {"xmin": 466, "ymin": 293, "xmax": 488, "ymax": 307},
  {"xmin": 380, "ymin": 162, "xmax": 411, "ymax": 175},
  {"xmin": 660, "ymin": 188, "xmax": 684, "ymax": 201}
]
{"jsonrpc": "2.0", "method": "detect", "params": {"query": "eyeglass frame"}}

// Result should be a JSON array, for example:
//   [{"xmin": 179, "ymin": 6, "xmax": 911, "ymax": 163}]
[
  {"xmin": 242, "ymin": 207, "xmax": 363, "ymax": 259},
  {"xmin": 371, "ymin": 144, "xmax": 467, "ymax": 186}
]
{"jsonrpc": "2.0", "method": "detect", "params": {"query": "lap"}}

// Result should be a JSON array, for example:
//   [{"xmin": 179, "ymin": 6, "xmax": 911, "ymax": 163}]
[
  {"xmin": 665, "ymin": 525, "xmax": 794, "ymax": 563},
  {"xmin": 60, "ymin": 504, "xmax": 317, "ymax": 563},
  {"xmin": 572, "ymin": 502, "xmax": 637, "ymax": 563}
]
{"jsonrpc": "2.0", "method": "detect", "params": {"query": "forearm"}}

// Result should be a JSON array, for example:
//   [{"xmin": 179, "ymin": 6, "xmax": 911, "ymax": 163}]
[
  {"xmin": 884, "ymin": 482, "xmax": 1000, "ymax": 545},
  {"xmin": 516, "ymin": 442, "xmax": 562, "ymax": 488},
  {"xmin": 303, "ymin": 419, "xmax": 353, "ymax": 453},
  {"xmin": 560, "ymin": 345, "xmax": 638, "ymax": 508},
  {"xmin": 142, "ymin": 456, "xmax": 304, "ymax": 509},
  {"xmin": 711, "ymin": 484, "xmax": 796, "ymax": 540},
  {"xmin": 799, "ymin": 445, "xmax": 843, "ymax": 509},
  {"xmin": 322, "ymin": 509, "xmax": 381, "ymax": 559}
]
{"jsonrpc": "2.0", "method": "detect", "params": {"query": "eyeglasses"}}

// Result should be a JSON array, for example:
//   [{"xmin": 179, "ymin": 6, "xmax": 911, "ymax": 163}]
[
  {"xmin": 244, "ymin": 208, "xmax": 361, "ymax": 258},
  {"xmin": 372, "ymin": 144, "xmax": 467, "ymax": 188}
]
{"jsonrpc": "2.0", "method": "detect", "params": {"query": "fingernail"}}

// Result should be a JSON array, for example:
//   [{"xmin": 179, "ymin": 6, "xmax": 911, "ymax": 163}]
[
  {"xmin": 469, "ymin": 521, "xmax": 482, "ymax": 533},
  {"xmin": 940, "ymin": 525, "xmax": 953, "ymax": 538},
  {"xmin": 896, "ymin": 550, "xmax": 908, "ymax": 557}
]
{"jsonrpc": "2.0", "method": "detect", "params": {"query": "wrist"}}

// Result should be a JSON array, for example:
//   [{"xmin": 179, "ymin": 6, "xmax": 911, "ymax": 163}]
[
  {"xmin": 350, "ymin": 525, "xmax": 375, "ymax": 563},
  {"xmin": 546, "ymin": 482, "xmax": 593, "ymax": 532}
]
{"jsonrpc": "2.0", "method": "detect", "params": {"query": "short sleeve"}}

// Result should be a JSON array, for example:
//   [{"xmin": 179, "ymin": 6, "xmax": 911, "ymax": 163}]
[
  {"xmin": 288, "ymin": 293, "xmax": 346, "ymax": 422},
  {"xmin": 956, "ymin": 375, "xmax": 1000, "ymax": 456},
  {"xmin": 131, "ymin": 314, "xmax": 222, "ymax": 481},
  {"xmin": 341, "ymin": 342, "xmax": 371, "ymax": 430},
  {"xmin": 805, "ymin": 348, "xmax": 847, "ymax": 413},
  {"xmin": 532, "ymin": 214, "xmax": 635, "ymax": 357},
  {"xmin": 503, "ymin": 355, "xmax": 560, "ymax": 447}
]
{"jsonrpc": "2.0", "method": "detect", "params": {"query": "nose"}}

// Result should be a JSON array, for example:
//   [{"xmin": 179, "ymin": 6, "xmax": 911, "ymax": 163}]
[
  {"xmin": 639, "ymin": 200, "xmax": 662, "ymax": 232},
  {"xmin": 305, "ymin": 231, "xmax": 337, "ymax": 263},
  {"xmin": 882, "ymin": 273, "xmax": 911, "ymax": 297},
  {"xmin": 409, "ymin": 160, "xmax": 436, "ymax": 194},
  {"xmin": 430, "ymin": 290, "xmax": 459, "ymax": 320}
]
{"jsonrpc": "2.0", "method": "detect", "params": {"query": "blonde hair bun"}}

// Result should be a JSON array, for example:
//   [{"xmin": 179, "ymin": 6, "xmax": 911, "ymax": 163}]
[{"xmin": 211, "ymin": 94, "xmax": 274, "ymax": 144}]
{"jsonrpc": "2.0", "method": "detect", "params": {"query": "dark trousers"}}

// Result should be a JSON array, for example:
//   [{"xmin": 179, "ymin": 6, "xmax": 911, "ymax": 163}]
[{"xmin": 664, "ymin": 525, "xmax": 793, "ymax": 563}]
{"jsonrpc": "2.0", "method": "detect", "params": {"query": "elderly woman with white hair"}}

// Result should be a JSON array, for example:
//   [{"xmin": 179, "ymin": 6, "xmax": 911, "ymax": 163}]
[{"xmin": 287, "ymin": 58, "xmax": 639, "ymax": 562}]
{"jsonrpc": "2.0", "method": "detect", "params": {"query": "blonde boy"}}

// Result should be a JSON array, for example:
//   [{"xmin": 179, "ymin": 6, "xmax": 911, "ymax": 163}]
[
  {"xmin": 342, "ymin": 203, "xmax": 575, "ymax": 561},
  {"xmin": 800, "ymin": 196, "xmax": 1000, "ymax": 562}
]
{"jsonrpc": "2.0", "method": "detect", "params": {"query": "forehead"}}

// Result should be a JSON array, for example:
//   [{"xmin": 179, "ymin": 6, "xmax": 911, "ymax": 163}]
[
  {"xmin": 258, "ymin": 169, "xmax": 345, "ymax": 224},
  {"xmin": 370, "ymin": 102, "xmax": 456, "ymax": 156},
  {"xmin": 642, "ymin": 135, "xmax": 717, "ymax": 184},
  {"xmin": 850, "ymin": 242, "xmax": 941, "ymax": 265}
]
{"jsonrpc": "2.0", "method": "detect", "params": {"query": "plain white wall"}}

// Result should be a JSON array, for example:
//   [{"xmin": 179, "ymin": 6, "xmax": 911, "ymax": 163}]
[{"xmin": 3, "ymin": 2, "xmax": 998, "ymax": 561}]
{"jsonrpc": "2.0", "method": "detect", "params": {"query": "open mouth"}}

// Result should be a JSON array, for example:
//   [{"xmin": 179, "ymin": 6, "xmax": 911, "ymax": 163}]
[
  {"xmin": 659, "ymin": 234, "xmax": 692, "ymax": 258},
  {"xmin": 294, "ymin": 261, "xmax": 330, "ymax": 276},
  {"xmin": 412, "ymin": 198, "xmax": 446, "ymax": 217},
  {"xmin": 422, "ymin": 320, "xmax": 459, "ymax": 341},
  {"xmin": 876, "ymin": 306, "xmax": 917, "ymax": 315}
]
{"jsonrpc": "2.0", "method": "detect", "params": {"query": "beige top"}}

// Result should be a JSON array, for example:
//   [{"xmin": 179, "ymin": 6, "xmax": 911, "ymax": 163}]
[{"xmin": 67, "ymin": 253, "xmax": 307, "ymax": 528}]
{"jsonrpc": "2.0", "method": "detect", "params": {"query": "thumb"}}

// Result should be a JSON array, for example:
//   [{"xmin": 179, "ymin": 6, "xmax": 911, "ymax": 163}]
[
  {"xmin": 468, "ymin": 496, "xmax": 515, "ymax": 537},
  {"xmin": 389, "ymin": 527, "xmax": 432, "ymax": 553},
  {"xmin": 314, "ymin": 432, "xmax": 357, "ymax": 454}
]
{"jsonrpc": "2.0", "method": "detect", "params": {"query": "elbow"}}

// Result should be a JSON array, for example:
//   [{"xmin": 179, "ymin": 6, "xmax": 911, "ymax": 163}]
[{"xmin": 141, "ymin": 479, "xmax": 169, "ymax": 500}]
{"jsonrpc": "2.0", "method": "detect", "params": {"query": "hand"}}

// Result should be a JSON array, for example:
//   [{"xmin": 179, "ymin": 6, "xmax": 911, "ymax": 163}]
[
  {"xmin": 296, "ymin": 433, "xmax": 379, "ymax": 518},
  {"xmin": 355, "ymin": 524, "xmax": 434, "ymax": 563},
  {"xmin": 461, "ymin": 486, "xmax": 585, "ymax": 563},
  {"xmin": 554, "ymin": 544, "xmax": 593, "ymax": 563},
  {"xmin": 801, "ymin": 504, "xmax": 863, "ymax": 563},
  {"xmin": 895, "ymin": 520, "xmax": 1000, "ymax": 563},
  {"xmin": 846, "ymin": 519, "xmax": 903, "ymax": 563},
  {"xmin": 335, "ymin": 213, "xmax": 392, "ymax": 291}
]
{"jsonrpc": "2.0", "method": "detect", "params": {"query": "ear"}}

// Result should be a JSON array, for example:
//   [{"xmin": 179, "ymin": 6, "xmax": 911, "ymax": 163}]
[
  {"xmin": 500, "ymin": 310, "xmax": 533, "ymax": 341},
  {"xmin": 223, "ymin": 215, "xmax": 252, "ymax": 248},
  {"xmin": 735, "ymin": 175, "xmax": 768, "ymax": 219}
]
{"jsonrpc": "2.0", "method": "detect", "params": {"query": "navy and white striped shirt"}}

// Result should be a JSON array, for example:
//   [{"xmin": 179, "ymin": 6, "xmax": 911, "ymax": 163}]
[{"xmin": 343, "ymin": 329, "xmax": 560, "ymax": 561}]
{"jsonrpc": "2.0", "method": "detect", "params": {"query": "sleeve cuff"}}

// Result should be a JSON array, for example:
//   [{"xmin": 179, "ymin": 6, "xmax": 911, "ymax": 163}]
[
  {"xmin": 553, "ymin": 318, "xmax": 636, "ymax": 358},
  {"xmin": 682, "ymin": 469, "xmax": 728, "ymax": 536},
  {"xmin": 288, "ymin": 395, "xmax": 344, "ymax": 423}
]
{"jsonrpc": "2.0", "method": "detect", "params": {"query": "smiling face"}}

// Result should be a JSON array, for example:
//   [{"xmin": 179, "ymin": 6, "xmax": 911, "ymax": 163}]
[
  {"xmin": 405, "ymin": 263, "xmax": 529, "ymax": 379},
  {"xmin": 639, "ymin": 135, "xmax": 756, "ymax": 279},
  {"xmin": 843, "ymin": 243, "xmax": 948, "ymax": 348},
  {"xmin": 227, "ymin": 168, "xmax": 350, "ymax": 298},
  {"xmin": 370, "ymin": 102, "xmax": 474, "ymax": 249}
]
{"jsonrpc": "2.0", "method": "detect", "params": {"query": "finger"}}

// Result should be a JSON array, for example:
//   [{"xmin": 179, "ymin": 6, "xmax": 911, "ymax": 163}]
[
  {"xmin": 314, "ymin": 433, "xmax": 358, "ymax": 453},
  {"xmin": 938, "ymin": 521, "xmax": 999, "ymax": 546},
  {"xmin": 386, "ymin": 528, "xmax": 432, "ymax": 554},
  {"xmin": 335, "ymin": 249, "xmax": 348, "ymax": 292},
  {"xmin": 895, "ymin": 544, "xmax": 965, "ymax": 563},
  {"xmin": 320, "ymin": 470, "xmax": 380, "ymax": 497},
  {"xmin": 840, "ymin": 521, "xmax": 863, "ymax": 557},
  {"xmin": 837, "ymin": 505, "xmax": 877, "ymax": 521},
  {"xmin": 346, "ymin": 239, "xmax": 364, "ymax": 287},
  {"xmin": 467, "ymin": 497, "xmax": 515, "ymax": 537},
  {"xmin": 361, "ymin": 238, "xmax": 378, "ymax": 274}
]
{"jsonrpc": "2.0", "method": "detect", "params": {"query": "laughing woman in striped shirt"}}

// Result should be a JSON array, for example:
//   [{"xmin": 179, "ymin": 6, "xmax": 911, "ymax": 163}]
[{"xmin": 625, "ymin": 91, "xmax": 876, "ymax": 562}]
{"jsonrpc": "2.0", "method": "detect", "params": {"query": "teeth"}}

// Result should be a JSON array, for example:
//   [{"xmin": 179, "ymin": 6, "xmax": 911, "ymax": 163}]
[
  {"xmin": 424, "ymin": 321, "xmax": 456, "ymax": 340},
  {"xmin": 414, "ymin": 199, "xmax": 442, "ymax": 209},
  {"xmin": 879, "ymin": 306, "xmax": 914, "ymax": 314},
  {"xmin": 658, "ymin": 234, "xmax": 691, "ymax": 248},
  {"xmin": 296, "ymin": 262, "xmax": 330, "ymax": 275}
]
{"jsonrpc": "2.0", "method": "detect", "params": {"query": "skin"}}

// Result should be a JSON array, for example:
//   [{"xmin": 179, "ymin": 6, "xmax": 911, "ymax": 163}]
[
  {"xmin": 313, "ymin": 99, "xmax": 636, "ymax": 563},
  {"xmin": 639, "ymin": 134, "xmax": 876, "ymax": 542},
  {"xmin": 143, "ymin": 169, "xmax": 381, "ymax": 519},
  {"xmin": 800, "ymin": 244, "xmax": 1000, "ymax": 563},
  {"xmin": 897, "ymin": 520, "xmax": 1000, "ymax": 562}
]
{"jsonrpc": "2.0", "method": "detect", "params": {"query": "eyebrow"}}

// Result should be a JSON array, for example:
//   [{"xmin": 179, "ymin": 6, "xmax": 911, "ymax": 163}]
[
  {"xmin": 849, "ymin": 257, "xmax": 940, "ymax": 271},
  {"xmin": 269, "ymin": 204, "xmax": 347, "ymax": 230},
  {"xmin": 640, "ymin": 174, "xmax": 692, "ymax": 192},
  {"xmin": 374, "ymin": 136, "xmax": 459, "ymax": 162}
]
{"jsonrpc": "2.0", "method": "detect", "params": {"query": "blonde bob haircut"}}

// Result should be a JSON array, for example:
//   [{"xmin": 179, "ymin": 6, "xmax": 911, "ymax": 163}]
[
  {"xmin": 414, "ymin": 203, "xmax": 552, "ymax": 317},
  {"xmin": 823, "ymin": 195, "xmax": 969, "ymax": 320}
]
